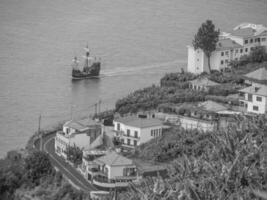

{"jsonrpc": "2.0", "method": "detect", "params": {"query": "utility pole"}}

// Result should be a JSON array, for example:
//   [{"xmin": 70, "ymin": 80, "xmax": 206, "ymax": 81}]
[
  {"xmin": 38, "ymin": 115, "xmax": 42, "ymax": 151},
  {"xmin": 98, "ymin": 99, "xmax": 101, "ymax": 114},
  {"xmin": 94, "ymin": 103, "xmax": 98, "ymax": 116}
]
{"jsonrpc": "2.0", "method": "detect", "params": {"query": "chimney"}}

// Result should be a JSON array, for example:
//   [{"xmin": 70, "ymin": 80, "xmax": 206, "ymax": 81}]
[{"xmin": 255, "ymin": 87, "xmax": 260, "ymax": 92}]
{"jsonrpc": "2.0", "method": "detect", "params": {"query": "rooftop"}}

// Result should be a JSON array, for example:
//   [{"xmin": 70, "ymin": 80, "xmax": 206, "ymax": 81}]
[
  {"xmin": 190, "ymin": 77, "xmax": 219, "ymax": 87},
  {"xmin": 114, "ymin": 116, "xmax": 163, "ymax": 128},
  {"xmin": 244, "ymin": 68, "xmax": 267, "ymax": 81},
  {"xmin": 239, "ymin": 84, "xmax": 267, "ymax": 97},
  {"xmin": 230, "ymin": 23, "xmax": 267, "ymax": 38},
  {"xmin": 64, "ymin": 118, "xmax": 99, "ymax": 131},
  {"xmin": 198, "ymin": 100, "xmax": 228, "ymax": 112},
  {"xmin": 216, "ymin": 39, "xmax": 242, "ymax": 51},
  {"xmin": 94, "ymin": 151, "xmax": 133, "ymax": 166}
]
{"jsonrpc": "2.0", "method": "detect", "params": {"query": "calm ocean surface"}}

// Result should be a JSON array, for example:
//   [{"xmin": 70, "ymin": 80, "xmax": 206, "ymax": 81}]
[{"xmin": 0, "ymin": 0, "xmax": 266, "ymax": 157}]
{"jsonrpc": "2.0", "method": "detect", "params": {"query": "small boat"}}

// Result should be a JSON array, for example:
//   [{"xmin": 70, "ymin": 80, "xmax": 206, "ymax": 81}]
[{"xmin": 72, "ymin": 45, "xmax": 101, "ymax": 79}]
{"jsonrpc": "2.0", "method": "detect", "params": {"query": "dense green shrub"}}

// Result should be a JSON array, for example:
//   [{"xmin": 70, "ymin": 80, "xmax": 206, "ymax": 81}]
[
  {"xmin": 250, "ymin": 46, "xmax": 267, "ymax": 63},
  {"xmin": 25, "ymin": 151, "xmax": 53, "ymax": 184},
  {"xmin": 160, "ymin": 72, "xmax": 197, "ymax": 87},
  {"xmin": 115, "ymin": 85, "xmax": 206, "ymax": 114},
  {"xmin": 208, "ymin": 84, "xmax": 239, "ymax": 96},
  {"xmin": 205, "ymin": 95, "xmax": 239, "ymax": 105}
]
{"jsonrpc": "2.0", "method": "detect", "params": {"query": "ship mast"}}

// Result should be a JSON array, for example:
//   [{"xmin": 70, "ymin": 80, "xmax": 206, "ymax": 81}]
[{"xmin": 84, "ymin": 44, "xmax": 90, "ymax": 69}]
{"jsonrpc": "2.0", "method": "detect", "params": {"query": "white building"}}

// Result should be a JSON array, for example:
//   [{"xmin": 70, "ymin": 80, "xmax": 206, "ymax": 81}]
[
  {"xmin": 82, "ymin": 151, "xmax": 137, "ymax": 189},
  {"xmin": 55, "ymin": 118, "xmax": 102, "ymax": 158},
  {"xmin": 239, "ymin": 84, "xmax": 267, "ymax": 114},
  {"xmin": 189, "ymin": 76, "xmax": 219, "ymax": 92},
  {"xmin": 187, "ymin": 23, "xmax": 267, "ymax": 74},
  {"xmin": 113, "ymin": 116, "xmax": 165, "ymax": 149}
]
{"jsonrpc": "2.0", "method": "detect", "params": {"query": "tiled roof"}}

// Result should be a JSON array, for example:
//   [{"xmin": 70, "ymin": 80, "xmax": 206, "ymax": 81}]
[
  {"xmin": 239, "ymin": 84, "xmax": 267, "ymax": 96},
  {"xmin": 231, "ymin": 28, "xmax": 255, "ymax": 38},
  {"xmin": 244, "ymin": 68, "xmax": 267, "ymax": 81},
  {"xmin": 190, "ymin": 77, "xmax": 219, "ymax": 87},
  {"xmin": 198, "ymin": 100, "xmax": 228, "ymax": 112},
  {"xmin": 114, "ymin": 116, "xmax": 163, "ymax": 128},
  {"xmin": 95, "ymin": 151, "xmax": 133, "ymax": 166},
  {"xmin": 216, "ymin": 39, "xmax": 242, "ymax": 51},
  {"xmin": 258, "ymin": 30, "xmax": 267, "ymax": 37},
  {"xmin": 64, "ymin": 118, "xmax": 99, "ymax": 131},
  {"xmin": 231, "ymin": 23, "xmax": 267, "ymax": 38}
]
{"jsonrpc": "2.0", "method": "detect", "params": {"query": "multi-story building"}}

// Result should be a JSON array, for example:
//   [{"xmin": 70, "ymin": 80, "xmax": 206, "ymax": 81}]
[
  {"xmin": 239, "ymin": 84, "xmax": 267, "ymax": 114},
  {"xmin": 55, "ymin": 118, "xmax": 102, "ymax": 158},
  {"xmin": 187, "ymin": 23, "xmax": 267, "ymax": 74},
  {"xmin": 81, "ymin": 150, "xmax": 137, "ymax": 190},
  {"xmin": 113, "ymin": 116, "xmax": 164, "ymax": 149}
]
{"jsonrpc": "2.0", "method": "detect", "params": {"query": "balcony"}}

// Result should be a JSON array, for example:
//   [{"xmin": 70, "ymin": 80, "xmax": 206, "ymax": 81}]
[
  {"xmin": 88, "ymin": 167, "xmax": 108, "ymax": 177},
  {"xmin": 122, "ymin": 134, "xmax": 140, "ymax": 140},
  {"xmin": 92, "ymin": 175, "xmax": 136, "ymax": 189}
]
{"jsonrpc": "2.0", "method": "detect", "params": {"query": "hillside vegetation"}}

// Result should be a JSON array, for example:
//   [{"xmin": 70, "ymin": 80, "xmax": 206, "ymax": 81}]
[{"xmin": 119, "ymin": 115, "xmax": 267, "ymax": 200}]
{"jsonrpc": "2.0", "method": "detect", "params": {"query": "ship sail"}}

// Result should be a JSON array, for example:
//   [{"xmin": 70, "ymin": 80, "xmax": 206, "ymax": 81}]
[
  {"xmin": 72, "ymin": 56, "xmax": 79, "ymax": 70},
  {"xmin": 71, "ymin": 44, "xmax": 101, "ymax": 79}
]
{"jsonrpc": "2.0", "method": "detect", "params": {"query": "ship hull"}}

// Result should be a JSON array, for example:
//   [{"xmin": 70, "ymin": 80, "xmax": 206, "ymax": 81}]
[{"xmin": 72, "ymin": 62, "xmax": 101, "ymax": 79}]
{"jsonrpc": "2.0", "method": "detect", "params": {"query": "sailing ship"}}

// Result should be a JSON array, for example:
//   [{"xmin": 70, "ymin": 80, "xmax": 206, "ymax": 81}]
[{"xmin": 72, "ymin": 45, "xmax": 101, "ymax": 79}]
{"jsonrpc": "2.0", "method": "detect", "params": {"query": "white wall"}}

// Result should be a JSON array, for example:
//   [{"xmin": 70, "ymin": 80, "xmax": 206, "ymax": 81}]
[
  {"xmin": 179, "ymin": 116, "xmax": 216, "ymax": 132},
  {"xmin": 114, "ymin": 120, "xmax": 163, "ymax": 147},
  {"xmin": 187, "ymin": 46, "xmax": 207, "ymax": 74},
  {"xmin": 107, "ymin": 165, "xmax": 124, "ymax": 179},
  {"xmin": 247, "ymin": 95, "xmax": 267, "ymax": 114}
]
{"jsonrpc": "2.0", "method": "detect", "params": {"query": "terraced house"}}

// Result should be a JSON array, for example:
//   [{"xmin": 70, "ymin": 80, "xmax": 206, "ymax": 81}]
[
  {"xmin": 55, "ymin": 118, "xmax": 102, "ymax": 159},
  {"xmin": 187, "ymin": 23, "xmax": 267, "ymax": 74},
  {"xmin": 81, "ymin": 150, "xmax": 137, "ymax": 190},
  {"xmin": 239, "ymin": 84, "xmax": 267, "ymax": 114},
  {"xmin": 113, "ymin": 116, "xmax": 164, "ymax": 149}
]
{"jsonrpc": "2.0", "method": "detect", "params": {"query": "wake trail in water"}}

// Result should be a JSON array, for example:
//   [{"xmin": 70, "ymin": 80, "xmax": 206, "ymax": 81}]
[{"xmin": 101, "ymin": 59, "xmax": 186, "ymax": 77}]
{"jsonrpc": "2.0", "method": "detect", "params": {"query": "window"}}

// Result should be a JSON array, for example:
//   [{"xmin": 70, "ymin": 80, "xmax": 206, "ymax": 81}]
[
  {"xmin": 134, "ymin": 131, "xmax": 138, "ymax": 138},
  {"xmin": 245, "ymin": 48, "xmax": 248, "ymax": 52},
  {"xmin": 256, "ymin": 96, "xmax": 262, "ymax": 102},
  {"xmin": 66, "ymin": 128, "xmax": 70, "ymax": 134},
  {"xmin": 221, "ymin": 52, "xmax": 224, "ymax": 56},
  {"xmin": 225, "ymin": 59, "xmax": 228, "ymax": 63},
  {"xmin": 240, "ymin": 49, "xmax": 243, "ymax": 53},
  {"xmin": 221, "ymin": 60, "xmax": 224, "ymax": 65},
  {"xmin": 244, "ymin": 39, "xmax": 248, "ymax": 44},
  {"xmin": 225, "ymin": 51, "xmax": 229, "ymax": 56},
  {"xmin": 127, "ymin": 129, "xmax": 130, "ymax": 136},
  {"xmin": 127, "ymin": 139, "xmax": 131, "ymax": 145},
  {"xmin": 117, "ymin": 123, "xmax": 120, "ymax": 131},
  {"xmin": 235, "ymin": 49, "xmax": 238, "ymax": 54},
  {"xmin": 248, "ymin": 94, "xmax": 252, "ymax": 102},
  {"xmin": 151, "ymin": 130, "xmax": 153, "ymax": 136},
  {"xmin": 134, "ymin": 140, "xmax": 137, "ymax": 146},
  {"xmin": 253, "ymin": 106, "xmax": 259, "ymax": 111},
  {"xmin": 262, "ymin": 37, "xmax": 266, "ymax": 42},
  {"xmin": 250, "ymin": 47, "xmax": 254, "ymax": 51},
  {"xmin": 250, "ymin": 39, "xmax": 253, "ymax": 43}
]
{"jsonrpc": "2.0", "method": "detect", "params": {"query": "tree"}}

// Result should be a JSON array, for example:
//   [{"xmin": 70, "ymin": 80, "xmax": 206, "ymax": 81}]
[
  {"xmin": 193, "ymin": 20, "xmax": 220, "ymax": 73},
  {"xmin": 25, "ymin": 151, "xmax": 53, "ymax": 183},
  {"xmin": 250, "ymin": 46, "xmax": 267, "ymax": 63},
  {"xmin": 65, "ymin": 145, "xmax": 83, "ymax": 166}
]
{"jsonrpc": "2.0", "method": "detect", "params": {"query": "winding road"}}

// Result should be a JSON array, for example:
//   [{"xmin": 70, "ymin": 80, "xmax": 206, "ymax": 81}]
[{"xmin": 36, "ymin": 133, "xmax": 97, "ymax": 192}]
